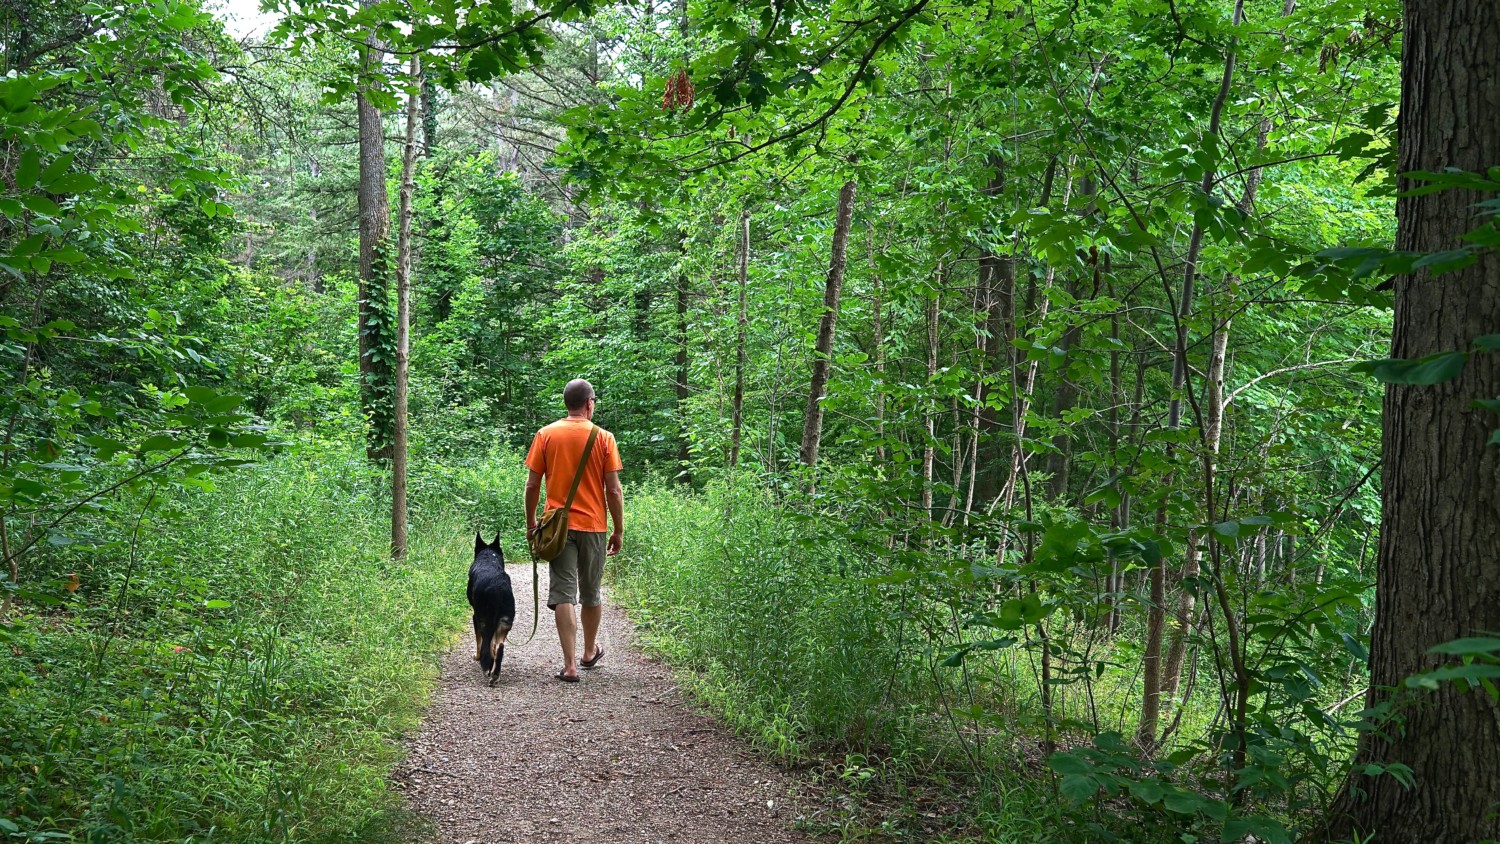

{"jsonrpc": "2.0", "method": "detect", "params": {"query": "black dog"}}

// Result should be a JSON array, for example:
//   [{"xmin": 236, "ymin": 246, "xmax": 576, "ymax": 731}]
[{"xmin": 468, "ymin": 533, "xmax": 515, "ymax": 685}]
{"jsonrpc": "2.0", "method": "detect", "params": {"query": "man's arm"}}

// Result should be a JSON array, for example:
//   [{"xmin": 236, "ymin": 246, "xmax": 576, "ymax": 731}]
[
  {"xmin": 604, "ymin": 470, "xmax": 624, "ymax": 556},
  {"xmin": 524, "ymin": 469, "xmax": 544, "ymax": 532}
]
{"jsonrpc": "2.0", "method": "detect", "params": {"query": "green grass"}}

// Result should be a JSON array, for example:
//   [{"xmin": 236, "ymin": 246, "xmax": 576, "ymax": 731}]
[{"xmin": 0, "ymin": 448, "xmax": 529, "ymax": 843}]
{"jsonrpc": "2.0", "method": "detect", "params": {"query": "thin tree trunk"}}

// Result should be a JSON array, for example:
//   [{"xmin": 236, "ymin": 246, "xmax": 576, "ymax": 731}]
[
  {"xmin": 799, "ymin": 178, "xmax": 857, "ymax": 475},
  {"xmin": 391, "ymin": 55, "xmax": 420, "ymax": 559},
  {"xmin": 871, "ymin": 234, "xmax": 887, "ymax": 464},
  {"xmin": 921, "ymin": 280, "xmax": 941, "ymax": 519},
  {"xmin": 1044, "ymin": 273, "xmax": 1083, "ymax": 500},
  {"xmin": 730, "ymin": 208, "xmax": 749, "ymax": 468},
  {"xmin": 676, "ymin": 257, "xmax": 692, "ymax": 483},
  {"xmin": 1323, "ymin": 1, "xmax": 1500, "ymax": 839},
  {"xmin": 1138, "ymin": 0, "xmax": 1246, "ymax": 751},
  {"xmin": 974, "ymin": 155, "xmax": 1007, "ymax": 507},
  {"xmin": 1105, "ymin": 272, "xmax": 1124, "ymax": 633}
]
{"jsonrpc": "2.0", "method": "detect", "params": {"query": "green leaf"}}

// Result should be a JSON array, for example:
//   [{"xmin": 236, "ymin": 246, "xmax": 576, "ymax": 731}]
[
  {"xmin": 38, "ymin": 153, "xmax": 75, "ymax": 189},
  {"xmin": 1047, "ymin": 753, "xmax": 1094, "ymax": 776},
  {"xmin": 1410, "ymin": 249, "xmax": 1476, "ymax": 276},
  {"xmin": 1223, "ymin": 817, "xmax": 1290, "ymax": 844},
  {"xmin": 1058, "ymin": 773, "xmax": 1097, "ymax": 803},
  {"xmin": 1425, "ymin": 637, "xmax": 1500, "ymax": 656},
  {"xmin": 20, "ymin": 195, "xmax": 61, "ymax": 217},
  {"xmin": 204, "ymin": 599, "xmax": 232, "ymax": 609},
  {"xmin": 15, "ymin": 149, "xmax": 40, "ymax": 189},
  {"xmin": 1128, "ymin": 778, "xmax": 1165, "ymax": 805},
  {"xmin": 138, "ymin": 434, "xmax": 182, "ymax": 453},
  {"xmin": 1161, "ymin": 789, "xmax": 1204, "ymax": 814},
  {"xmin": 44, "ymin": 173, "xmax": 97, "ymax": 195},
  {"xmin": 1353, "ymin": 352, "xmax": 1468, "ymax": 385}
]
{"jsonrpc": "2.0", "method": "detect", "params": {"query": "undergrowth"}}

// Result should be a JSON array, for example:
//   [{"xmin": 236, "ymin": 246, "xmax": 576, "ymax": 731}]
[
  {"xmin": 0, "ymin": 449, "xmax": 527, "ymax": 843},
  {"xmin": 611, "ymin": 479, "xmax": 1188, "ymax": 843}
]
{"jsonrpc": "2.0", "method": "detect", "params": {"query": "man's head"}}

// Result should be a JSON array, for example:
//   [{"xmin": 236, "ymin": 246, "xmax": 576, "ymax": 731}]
[{"xmin": 563, "ymin": 379, "xmax": 596, "ymax": 417}]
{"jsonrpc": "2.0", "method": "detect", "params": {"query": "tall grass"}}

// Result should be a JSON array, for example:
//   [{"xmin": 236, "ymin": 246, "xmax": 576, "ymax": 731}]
[{"xmin": 0, "ymin": 449, "xmax": 528, "ymax": 843}]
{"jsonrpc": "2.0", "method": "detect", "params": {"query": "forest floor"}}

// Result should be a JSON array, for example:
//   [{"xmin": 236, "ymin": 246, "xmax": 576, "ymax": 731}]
[{"xmin": 392, "ymin": 565, "xmax": 815, "ymax": 844}]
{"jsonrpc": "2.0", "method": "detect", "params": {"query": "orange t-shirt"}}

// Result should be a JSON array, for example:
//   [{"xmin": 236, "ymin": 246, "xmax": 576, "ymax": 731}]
[{"xmin": 525, "ymin": 418, "xmax": 623, "ymax": 533}]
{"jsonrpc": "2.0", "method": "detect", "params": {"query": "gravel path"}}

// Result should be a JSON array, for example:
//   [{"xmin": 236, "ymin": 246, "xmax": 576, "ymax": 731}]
[{"xmin": 393, "ymin": 564, "xmax": 813, "ymax": 844}]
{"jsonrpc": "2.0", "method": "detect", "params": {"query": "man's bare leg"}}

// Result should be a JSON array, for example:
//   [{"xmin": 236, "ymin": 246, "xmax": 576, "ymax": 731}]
[
  {"xmin": 555, "ymin": 603, "xmax": 579, "ymax": 678},
  {"xmin": 581, "ymin": 604, "xmax": 603, "ymax": 663}
]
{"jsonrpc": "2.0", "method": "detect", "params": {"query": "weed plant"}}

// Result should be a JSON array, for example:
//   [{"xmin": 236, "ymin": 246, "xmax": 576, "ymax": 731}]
[{"xmin": 0, "ymin": 448, "xmax": 527, "ymax": 843}]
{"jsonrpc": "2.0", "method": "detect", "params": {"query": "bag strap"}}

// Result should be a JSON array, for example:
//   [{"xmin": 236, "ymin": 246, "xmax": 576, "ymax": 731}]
[{"xmin": 561, "ymin": 423, "xmax": 599, "ymax": 513}]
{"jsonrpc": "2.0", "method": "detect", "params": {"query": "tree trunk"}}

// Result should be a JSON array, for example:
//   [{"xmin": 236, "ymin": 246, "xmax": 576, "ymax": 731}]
[
  {"xmin": 676, "ymin": 259, "xmax": 692, "ymax": 483},
  {"xmin": 391, "ymin": 55, "xmax": 420, "ymax": 559},
  {"xmin": 420, "ymin": 74, "xmax": 438, "ymax": 156},
  {"xmin": 974, "ymin": 156, "xmax": 1008, "ymax": 507},
  {"xmin": 356, "ymin": 5, "xmax": 393, "ymax": 462},
  {"xmin": 871, "ymin": 225, "xmax": 888, "ymax": 464},
  {"xmin": 1323, "ymin": 1, "xmax": 1500, "ymax": 838},
  {"xmin": 1044, "ymin": 274, "xmax": 1082, "ymax": 501},
  {"xmin": 921, "ymin": 280, "xmax": 941, "ymax": 519},
  {"xmin": 799, "ymin": 178, "xmax": 857, "ymax": 473},
  {"xmin": 1138, "ymin": 0, "xmax": 1245, "ymax": 751},
  {"xmin": 730, "ymin": 208, "xmax": 749, "ymax": 468}
]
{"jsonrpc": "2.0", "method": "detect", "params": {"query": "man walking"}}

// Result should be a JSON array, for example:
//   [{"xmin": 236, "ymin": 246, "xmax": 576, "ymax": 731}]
[{"xmin": 524, "ymin": 379, "xmax": 624, "ymax": 682}]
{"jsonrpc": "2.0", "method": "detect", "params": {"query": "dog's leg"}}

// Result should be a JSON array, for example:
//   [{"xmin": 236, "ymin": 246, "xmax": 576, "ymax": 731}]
[
  {"xmin": 487, "ymin": 627, "xmax": 509, "ymax": 685},
  {"xmin": 473, "ymin": 615, "xmax": 483, "ymax": 662}
]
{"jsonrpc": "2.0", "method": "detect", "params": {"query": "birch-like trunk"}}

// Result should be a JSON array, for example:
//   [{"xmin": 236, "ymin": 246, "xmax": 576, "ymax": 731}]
[{"xmin": 391, "ymin": 55, "xmax": 420, "ymax": 559}]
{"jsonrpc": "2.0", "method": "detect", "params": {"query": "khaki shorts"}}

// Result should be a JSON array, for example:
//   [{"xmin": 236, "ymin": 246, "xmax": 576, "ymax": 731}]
[{"xmin": 548, "ymin": 530, "xmax": 607, "ymax": 609}]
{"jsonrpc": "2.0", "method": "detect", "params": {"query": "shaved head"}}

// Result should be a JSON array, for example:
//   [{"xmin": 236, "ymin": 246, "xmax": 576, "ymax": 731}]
[{"xmin": 563, "ymin": 379, "xmax": 595, "ymax": 411}]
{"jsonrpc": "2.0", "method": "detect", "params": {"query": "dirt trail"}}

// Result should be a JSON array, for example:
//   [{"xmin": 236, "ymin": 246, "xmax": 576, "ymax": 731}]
[{"xmin": 393, "ymin": 565, "xmax": 813, "ymax": 844}]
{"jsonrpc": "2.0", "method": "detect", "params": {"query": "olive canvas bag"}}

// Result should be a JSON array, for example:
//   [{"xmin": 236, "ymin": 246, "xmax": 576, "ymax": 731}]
[{"xmin": 527, "ymin": 423, "xmax": 599, "ymax": 562}]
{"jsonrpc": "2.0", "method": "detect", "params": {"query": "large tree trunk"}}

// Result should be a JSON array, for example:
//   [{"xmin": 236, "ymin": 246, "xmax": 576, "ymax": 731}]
[
  {"xmin": 1323, "ymin": 1, "xmax": 1500, "ymax": 839},
  {"xmin": 391, "ymin": 55, "xmax": 420, "ymax": 559},
  {"xmin": 799, "ymin": 178, "xmax": 857, "ymax": 473},
  {"xmin": 356, "ymin": 5, "xmax": 393, "ymax": 462}
]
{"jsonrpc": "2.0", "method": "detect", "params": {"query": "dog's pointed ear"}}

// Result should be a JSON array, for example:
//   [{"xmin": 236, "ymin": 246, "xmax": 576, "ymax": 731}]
[
  {"xmin": 491, "ymin": 532, "xmax": 503, "ymax": 551},
  {"xmin": 475, "ymin": 532, "xmax": 486, "ymax": 554}
]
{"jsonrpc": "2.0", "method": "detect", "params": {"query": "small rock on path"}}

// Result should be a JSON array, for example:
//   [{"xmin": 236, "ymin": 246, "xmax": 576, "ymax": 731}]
[{"xmin": 394, "ymin": 565, "xmax": 812, "ymax": 844}]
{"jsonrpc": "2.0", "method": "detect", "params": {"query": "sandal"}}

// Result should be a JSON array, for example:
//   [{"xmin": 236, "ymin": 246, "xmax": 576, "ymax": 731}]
[
  {"xmin": 581, "ymin": 647, "xmax": 605, "ymax": 669},
  {"xmin": 555, "ymin": 670, "xmax": 580, "ymax": 683}
]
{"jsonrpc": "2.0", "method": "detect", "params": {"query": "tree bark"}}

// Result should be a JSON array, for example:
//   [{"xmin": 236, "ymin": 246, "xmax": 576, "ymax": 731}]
[
  {"xmin": 730, "ymin": 208, "xmax": 749, "ymax": 468},
  {"xmin": 356, "ymin": 4, "xmax": 393, "ymax": 462},
  {"xmin": 1323, "ymin": 1, "xmax": 1500, "ymax": 839},
  {"xmin": 420, "ymin": 74, "xmax": 438, "ymax": 156},
  {"xmin": 799, "ymin": 178, "xmax": 857, "ymax": 474},
  {"xmin": 391, "ymin": 55, "xmax": 420, "ymax": 559}
]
